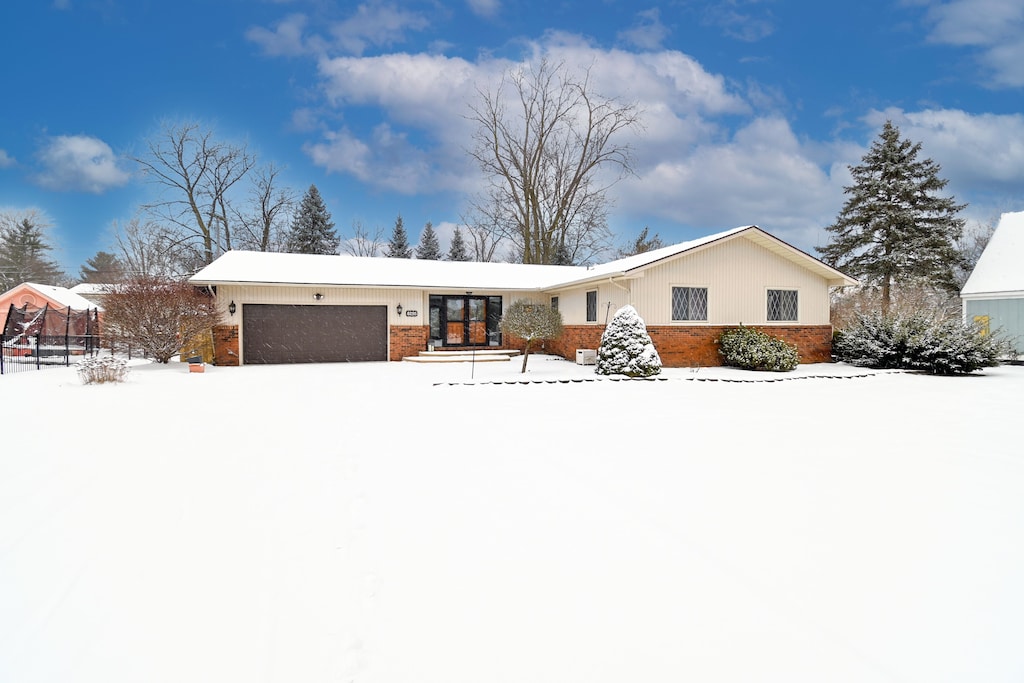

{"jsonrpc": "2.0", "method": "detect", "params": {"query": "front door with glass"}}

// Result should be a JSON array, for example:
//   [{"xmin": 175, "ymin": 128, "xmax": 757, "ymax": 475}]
[{"xmin": 429, "ymin": 295, "xmax": 502, "ymax": 347}]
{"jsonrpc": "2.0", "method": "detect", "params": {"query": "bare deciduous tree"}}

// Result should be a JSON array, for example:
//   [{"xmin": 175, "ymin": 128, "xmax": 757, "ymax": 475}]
[
  {"xmin": 233, "ymin": 163, "xmax": 295, "ymax": 252},
  {"xmin": 341, "ymin": 220, "xmax": 386, "ymax": 257},
  {"xmin": 133, "ymin": 121, "xmax": 255, "ymax": 266},
  {"xmin": 100, "ymin": 276, "xmax": 222, "ymax": 363},
  {"xmin": 113, "ymin": 217, "xmax": 195, "ymax": 278},
  {"xmin": 467, "ymin": 58, "xmax": 641, "ymax": 265}
]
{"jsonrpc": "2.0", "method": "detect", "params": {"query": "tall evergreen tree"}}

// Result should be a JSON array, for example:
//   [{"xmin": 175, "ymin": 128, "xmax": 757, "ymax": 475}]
[
  {"xmin": 415, "ymin": 221, "xmax": 441, "ymax": 260},
  {"xmin": 386, "ymin": 214, "xmax": 412, "ymax": 258},
  {"xmin": 0, "ymin": 214, "xmax": 65, "ymax": 289},
  {"xmin": 79, "ymin": 250, "xmax": 126, "ymax": 283},
  {"xmin": 447, "ymin": 226, "xmax": 471, "ymax": 261},
  {"xmin": 817, "ymin": 120, "xmax": 965, "ymax": 311},
  {"xmin": 285, "ymin": 184, "xmax": 339, "ymax": 255}
]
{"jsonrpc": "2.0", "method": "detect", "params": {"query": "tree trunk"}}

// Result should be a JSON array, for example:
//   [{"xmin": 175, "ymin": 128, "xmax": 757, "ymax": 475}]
[{"xmin": 520, "ymin": 340, "xmax": 532, "ymax": 373}]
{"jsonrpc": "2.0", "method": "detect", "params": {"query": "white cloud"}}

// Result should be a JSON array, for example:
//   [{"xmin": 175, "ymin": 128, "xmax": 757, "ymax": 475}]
[
  {"xmin": 33, "ymin": 135, "xmax": 131, "ymax": 193},
  {"xmin": 865, "ymin": 107, "xmax": 1024, "ymax": 189},
  {"xmin": 246, "ymin": 14, "xmax": 314, "ymax": 57},
  {"xmin": 701, "ymin": 1, "xmax": 775, "ymax": 42},
  {"xmin": 0, "ymin": 149, "xmax": 15, "ymax": 168},
  {"xmin": 328, "ymin": 2, "xmax": 430, "ymax": 56},
  {"xmin": 919, "ymin": 0, "xmax": 1024, "ymax": 87},
  {"xmin": 466, "ymin": 0, "xmax": 500, "ymax": 19},
  {"xmin": 247, "ymin": 3, "xmax": 430, "ymax": 58},
  {"xmin": 617, "ymin": 8, "xmax": 671, "ymax": 50},
  {"xmin": 617, "ymin": 117, "xmax": 847, "ymax": 248},
  {"xmin": 307, "ymin": 39, "xmax": 748, "ymax": 196}
]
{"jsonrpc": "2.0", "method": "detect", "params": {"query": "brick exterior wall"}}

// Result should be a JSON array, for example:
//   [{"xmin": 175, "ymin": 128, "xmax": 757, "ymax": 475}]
[
  {"xmin": 212, "ymin": 325, "xmax": 240, "ymax": 366},
  {"xmin": 390, "ymin": 325, "xmax": 430, "ymax": 361},
  {"xmin": 547, "ymin": 324, "xmax": 834, "ymax": 367}
]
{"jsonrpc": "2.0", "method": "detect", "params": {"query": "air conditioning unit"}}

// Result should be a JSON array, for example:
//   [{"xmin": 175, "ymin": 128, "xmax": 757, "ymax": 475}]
[{"xmin": 576, "ymin": 349, "xmax": 597, "ymax": 365}]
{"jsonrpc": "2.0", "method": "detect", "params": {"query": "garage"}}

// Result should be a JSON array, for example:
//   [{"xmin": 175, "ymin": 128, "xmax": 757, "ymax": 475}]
[{"xmin": 242, "ymin": 304, "xmax": 387, "ymax": 364}]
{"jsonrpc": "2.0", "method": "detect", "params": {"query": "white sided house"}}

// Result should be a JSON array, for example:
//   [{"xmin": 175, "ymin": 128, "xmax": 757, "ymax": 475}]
[
  {"xmin": 188, "ymin": 225, "xmax": 856, "ymax": 367},
  {"xmin": 961, "ymin": 211, "xmax": 1024, "ymax": 354}
]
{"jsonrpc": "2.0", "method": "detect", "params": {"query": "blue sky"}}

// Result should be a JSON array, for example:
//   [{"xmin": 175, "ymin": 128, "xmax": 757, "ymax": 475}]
[{"xmin": 2, "ymin": 0, "xmax": 1022, "ymax": 276}]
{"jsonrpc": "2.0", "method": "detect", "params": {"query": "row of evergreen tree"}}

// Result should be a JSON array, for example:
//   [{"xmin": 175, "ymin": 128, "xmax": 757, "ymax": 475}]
[{"xmin": 283, "ymin": 184, "xmax": 474, "ymax": 261}]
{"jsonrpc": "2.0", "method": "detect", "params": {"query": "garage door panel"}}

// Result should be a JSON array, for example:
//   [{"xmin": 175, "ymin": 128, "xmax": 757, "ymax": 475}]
[{"xmin": 243, "ymin": 304, "xmax": 387, "ymax": 364}]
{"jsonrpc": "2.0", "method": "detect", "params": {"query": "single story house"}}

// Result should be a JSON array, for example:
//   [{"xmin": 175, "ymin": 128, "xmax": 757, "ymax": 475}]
[
  {"xmin": 961, "ymin": 210, "xmax": 1023, "ymax": 354},
  {"xmin": 188, "ymin": 225, "xmax": 857, "ymax": 367}
]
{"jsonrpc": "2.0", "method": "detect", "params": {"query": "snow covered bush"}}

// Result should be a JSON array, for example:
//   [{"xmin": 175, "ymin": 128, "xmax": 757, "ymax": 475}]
[
  {"xmin": 596, "ymin": 305, "xmax": 662, "ymax": 377},
  {"xmin": 835, "ymin": 311, "xmax": 1007, "ymax": 375},
  {"xmin": 717, "ymin": 326, "xmax": 799, "ymax": 372},
  {"xmin": 77, "ymin": 356, "xmax": 130, "ymax": 384}
]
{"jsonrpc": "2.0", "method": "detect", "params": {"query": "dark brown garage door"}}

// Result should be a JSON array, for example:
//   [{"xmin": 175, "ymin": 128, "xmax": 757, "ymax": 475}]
[{"xmin": 242, "ymin": 304, "xmax": 387, "ymax": 364}]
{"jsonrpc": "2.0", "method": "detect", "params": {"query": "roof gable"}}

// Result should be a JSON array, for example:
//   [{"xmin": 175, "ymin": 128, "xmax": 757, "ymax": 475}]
[{"xmin": 961, "ymin": 211, "xmax": 1024, "ymax": 296}]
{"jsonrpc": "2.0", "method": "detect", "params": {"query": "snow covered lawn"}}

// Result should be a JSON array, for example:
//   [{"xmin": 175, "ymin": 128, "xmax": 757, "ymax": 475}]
[{"xmin": 2, "ymin": 357, "xmax": 1023, "ymax": 683}]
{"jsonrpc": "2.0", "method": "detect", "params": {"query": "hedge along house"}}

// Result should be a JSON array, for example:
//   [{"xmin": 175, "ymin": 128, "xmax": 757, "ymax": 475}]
[
  {"xmin": 188, "ymin": 225, "xmax": 857, "ymax": 367},
  {"xmin": 961, "ymin": 210, "xmax": 1024, "ymax": 355}
]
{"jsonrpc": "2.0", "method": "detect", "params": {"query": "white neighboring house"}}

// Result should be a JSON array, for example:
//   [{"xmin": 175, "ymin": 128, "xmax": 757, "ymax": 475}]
[
  {"xmin": 69, "ymin": 283, "xmax": 116, "ymax": 309},
  {"xmin": 961, "ymin": 211, "xmax": 1024, "ymax": 355}
]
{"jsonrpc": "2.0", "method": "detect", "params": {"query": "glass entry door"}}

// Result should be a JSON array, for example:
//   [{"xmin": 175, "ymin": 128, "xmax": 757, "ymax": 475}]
[{"xmin": 430, "ymin": 295, "xmax": 502, "ymax": 347}]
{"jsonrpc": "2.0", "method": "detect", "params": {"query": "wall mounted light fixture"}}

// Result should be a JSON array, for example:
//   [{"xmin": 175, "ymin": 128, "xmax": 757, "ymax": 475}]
[
  {"xmin": 396, "ymin": 303, "xmax": 403, "ymax": 317},
  {"xmin": 314, "ymin": 292, "xmax": 324, "ymax": 301},
  {"xmin": 228, "ymin": 300, "xmax": 237, "ymax": 316}
]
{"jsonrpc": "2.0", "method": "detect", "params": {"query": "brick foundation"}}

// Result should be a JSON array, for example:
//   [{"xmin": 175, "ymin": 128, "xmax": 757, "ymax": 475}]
[
  {"xmin": 212, "ymin": 325, "xmax": 240, "ymax": 366},
  {"xmin": 547, "ymin": 325, "xmax": 834, "ymax": 367},
  {"xmin": 389, "ymin": 325, "xmax": 430, "ymax": 361}
]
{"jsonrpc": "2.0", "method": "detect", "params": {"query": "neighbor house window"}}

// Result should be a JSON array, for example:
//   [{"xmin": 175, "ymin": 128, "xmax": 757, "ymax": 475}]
[
  {"xmin": 767, "ymin": 289, "xmax": 798, "ymax": 321},
  {"xmin": 550, "ymin": 296, "xmax": 559, "ymax": 311},
  {"xmin": 586, "ymin": 290, "xmax": 597, "ymax": 322},
  {"xmin": 672, "ymin": 287, "xmax": 708, "ymax": 321}
]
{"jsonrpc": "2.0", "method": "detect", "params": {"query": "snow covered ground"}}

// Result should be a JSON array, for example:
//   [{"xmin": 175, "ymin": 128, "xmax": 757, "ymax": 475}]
[{"xmin": 2, "ymin": 356, "xmax": 1022, "ymax": 683}]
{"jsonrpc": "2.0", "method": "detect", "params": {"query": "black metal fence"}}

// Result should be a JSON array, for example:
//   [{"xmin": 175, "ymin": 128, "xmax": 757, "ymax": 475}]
[{"xmin": 1, "ymin": 303, "xmax": 102, "ymax": 375}]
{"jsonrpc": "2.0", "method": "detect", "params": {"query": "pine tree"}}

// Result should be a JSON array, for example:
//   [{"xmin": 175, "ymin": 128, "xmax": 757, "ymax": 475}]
[
  {"xmin": 79, "ymin": 250, "xmax": 125, "ymax": 283},
  {"xmin": 386, "ymin": 215, "xmax": 413, "ymax": 258},
  {"xmin": 285, "ymin": 184, "xmax": 339, "ymax": 255},
  {"xmin": 447, "ymin": 226, "xmax": 471, "ymax": 261},
  {"xmin": 0, "ymin": 215, "xmax": 65, "ymax": 289},
  {"xmin": 596, "ymin": 305, "xmax": 662, "ymax": 377},
  {"xmin": 416, "ymin": 221, "xmax": 441, "ymax": 260},
  {"xmin": 616, "ymin": 226, "xmax": 665, "ymax": 258},
  {"xmin": 817, "ymin": 120, "xmax": 966, "ymax": 311}
]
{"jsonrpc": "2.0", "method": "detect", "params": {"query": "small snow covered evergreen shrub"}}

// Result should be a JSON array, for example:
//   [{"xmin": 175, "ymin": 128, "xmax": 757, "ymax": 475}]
[
  {"xmin": 596, "ymin": 305, "xmax": 662, "ymax": 377},
  {"xmin": 835, "ymin": 311, "xmax": 1007, "ymax": 375},
  {"xmin": 77, "ymin": 356, "xmax": 130, "ymax": 384},
  {"xmin": 717, "ymin": 326, "xmax": 799, "ymax": 372}
]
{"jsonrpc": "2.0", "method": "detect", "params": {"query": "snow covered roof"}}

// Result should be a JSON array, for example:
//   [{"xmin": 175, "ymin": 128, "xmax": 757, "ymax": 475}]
[
  {"xmin": 961, "ymin": 211, "xmax": 1024, "ymax": 297},
  {"xmin": 7, "ymin": 283, "xmax": 101, "ymax": 310},
  {"xmin": 189, "ymin": 225, "xmax": 858, "ymax": 290},
  {"xmin": 189, "ymin": 250, "xmax": 587, "ymax": 290}
]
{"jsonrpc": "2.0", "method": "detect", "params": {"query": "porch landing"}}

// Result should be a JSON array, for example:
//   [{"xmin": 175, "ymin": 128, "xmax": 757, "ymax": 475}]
[{"xmin": 402, "ymin": 349, "xmax": 521, "ymax": 363}]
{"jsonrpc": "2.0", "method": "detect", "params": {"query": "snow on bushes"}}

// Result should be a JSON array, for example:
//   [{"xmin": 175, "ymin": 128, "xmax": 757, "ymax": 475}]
[
  {"xmin": 596, "ymin": 305, "xmax": 662, "ymax": 377},
  {"xmin": 835, "ymin": 311, "xmax": 1007, "ymax": 375},
  {"xmin": 717, "ymin": 326, "xmax": 799, "ymax": 372},
  {"xmin": 77, "ymin": 356, "xmax": 130, "ymax": 384}
]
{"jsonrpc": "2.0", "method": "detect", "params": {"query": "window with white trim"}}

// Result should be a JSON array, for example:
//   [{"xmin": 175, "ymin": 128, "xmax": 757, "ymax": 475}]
[
  {"xmin": 550, "ymin": 296, "xmax": 559, "ymax": 311},
  {"xmin": 672, "ymin": 286, "xmax": 708, "ymax": 321},
  {"xmin": 586, "ymin": 290, "xmax": 597, "ymax": 322},
  {"xmin": 767, "ymin": 289, "xmax": 798, "ymax": 321}
]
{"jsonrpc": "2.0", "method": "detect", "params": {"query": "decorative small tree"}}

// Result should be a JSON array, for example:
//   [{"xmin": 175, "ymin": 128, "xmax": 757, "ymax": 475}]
[
  {"xmin": 596, "ymin": 305, "xmax": 662, "ymax": 377},
  {"xmin": 499, "ymin": 299, "xmax": 564, "ymax": 373}
]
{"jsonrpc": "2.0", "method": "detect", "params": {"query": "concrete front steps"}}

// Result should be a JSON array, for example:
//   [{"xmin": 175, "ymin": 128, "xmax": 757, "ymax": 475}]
[{"xmin": 403, "ymin": 349, "xmax": 522, "ymax": 363}]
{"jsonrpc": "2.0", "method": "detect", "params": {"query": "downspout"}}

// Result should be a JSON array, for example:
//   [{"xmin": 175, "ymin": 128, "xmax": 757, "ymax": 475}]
[{"xmin": 604, "ymin": 276, "xmax": 631, "ymax": 324}]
